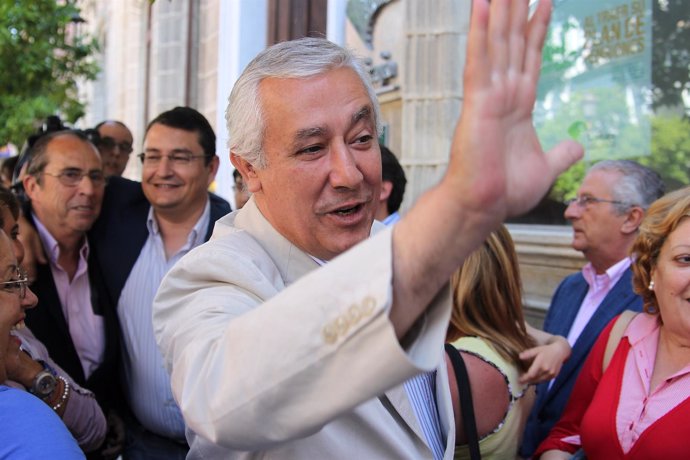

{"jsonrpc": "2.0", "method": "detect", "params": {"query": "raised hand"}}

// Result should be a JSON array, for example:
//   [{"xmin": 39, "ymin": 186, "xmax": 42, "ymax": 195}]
[{"xmin": 448, "ymin": 0, "xmax": 583, "ymax": 224}]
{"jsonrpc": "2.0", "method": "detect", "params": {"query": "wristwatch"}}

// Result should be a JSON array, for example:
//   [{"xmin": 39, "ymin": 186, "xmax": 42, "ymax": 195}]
[{"xmin": 29, "ymin": 362, "xmax": 57, "ymax": 399}]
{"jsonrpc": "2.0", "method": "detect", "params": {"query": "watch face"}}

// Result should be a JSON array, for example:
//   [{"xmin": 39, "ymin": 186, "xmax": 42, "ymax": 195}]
[{"xmin": 34, "ymin": 371, "xmax": 57, "ymax": 398}]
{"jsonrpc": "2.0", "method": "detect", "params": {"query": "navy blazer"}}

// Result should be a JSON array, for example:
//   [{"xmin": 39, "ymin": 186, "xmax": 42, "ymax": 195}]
[
  {"xmin": 89, "ymin": 176, "xmax": 231, "ymax": 308},
  {"xmin": 23, "ymin": 210, "xmax": 122, "ymax": 411},
  {"xmin": 519, "ymin": 267, "xmax": 643, "ymax": 458}
]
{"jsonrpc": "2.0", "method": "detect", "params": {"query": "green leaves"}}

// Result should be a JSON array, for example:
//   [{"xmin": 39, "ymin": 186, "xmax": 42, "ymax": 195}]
[{"xmin": 0, "ymin": 0, "xmax": 100, "ymax": 147}]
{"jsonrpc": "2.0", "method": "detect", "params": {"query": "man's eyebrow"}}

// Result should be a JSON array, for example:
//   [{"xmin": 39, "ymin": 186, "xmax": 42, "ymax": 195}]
[
  {"xmin": 294, "ymin": 126, "xmax": 328, "ymax": 142},
  {"xmin": 289, "ymin": 105, "xmax": 373, "ymax": 150},
  {"xmin": 351, "ymin": 106, "xmax": 373, "ymax": 127}
]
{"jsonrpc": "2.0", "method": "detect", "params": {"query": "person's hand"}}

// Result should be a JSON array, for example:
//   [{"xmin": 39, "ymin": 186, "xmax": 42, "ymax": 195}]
[
  {"xmin": 519, "ymin": 335, "xmax": 571, "ymax": 385},
  {"xmin": 446, "ymin": 0, "xmax": 583, "ymax": 226},
  {"xmin": 17, "ymin": 212, "xmax": 46, "ymax": 281},
  {"xmin": 99, "ymin": 410, "xmax": 126, "ymax": 460}
]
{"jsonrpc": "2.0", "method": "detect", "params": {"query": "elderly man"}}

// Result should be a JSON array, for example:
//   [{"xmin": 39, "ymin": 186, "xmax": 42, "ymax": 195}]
[
  {"xmin": 520, "ymin": 159, "xmax": 665, "ymax": 458},
  {"xmin": 94, "ymin": 120, "xmax": 134, "ymax": 178},
  {"xmin": 21, "ymin": 129, "xmax": 123, "ymax": 458},
  {"xmin": 90, "ymin": 107, "xmax": 231, "ymax": 459},
  {"xmin": 153, "ymin": 2, "xmax": 582, "ymax": 459}
]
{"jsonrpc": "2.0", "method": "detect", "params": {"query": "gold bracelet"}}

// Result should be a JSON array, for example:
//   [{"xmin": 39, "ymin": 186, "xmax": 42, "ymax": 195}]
[{"xmin": 52, "ymin": 376, "xmax": 70, "ymax": 412}]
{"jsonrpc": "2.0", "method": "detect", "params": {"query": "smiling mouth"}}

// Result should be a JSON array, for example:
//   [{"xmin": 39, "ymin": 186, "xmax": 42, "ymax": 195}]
[
  {"xmin": 11, "ymin": 320, "xmax": 25, "ymax": 331},
  {"xmin": 331, "ymin": 203, "xmax": 364, "ymax": 216}
]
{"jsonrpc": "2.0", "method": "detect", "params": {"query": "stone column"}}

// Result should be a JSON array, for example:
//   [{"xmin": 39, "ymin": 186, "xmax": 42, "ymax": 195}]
[{"xmin": 400, "ymin": 0, "xmax": 470, "ymax": 211}]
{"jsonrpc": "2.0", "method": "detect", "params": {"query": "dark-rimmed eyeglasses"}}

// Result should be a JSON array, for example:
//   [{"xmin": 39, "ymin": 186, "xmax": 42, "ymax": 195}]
[
  {"xmin": 0, "ymin": 268, "xmax": 29, "ymax": 299},
  {"xmin": 564, "ymin": 196, "xmax": 629, "ymax": 208},
  {"xmin": 98, "ymin": 137, "xmax": 133, "ymax": 155},
  {"xmin": 137, "ymin": 152, "xmax": 208, "ymax": 167},
  {"xmin": 42, "ymin": 169, "xmax": 107, "ymax": 187}
]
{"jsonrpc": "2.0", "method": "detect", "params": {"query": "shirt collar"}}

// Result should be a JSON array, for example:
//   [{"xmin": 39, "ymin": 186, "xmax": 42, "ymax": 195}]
[
  {"xmin": 582, "ymin": 256, "xmax": 632, "ymax": 289},
  {"xmin": 145, "ymin": 199, "xmax": 211, "ymax": 252},
  {"xmin": 32, "ymin": 212, "xmax": 89, "ymax": 264}
]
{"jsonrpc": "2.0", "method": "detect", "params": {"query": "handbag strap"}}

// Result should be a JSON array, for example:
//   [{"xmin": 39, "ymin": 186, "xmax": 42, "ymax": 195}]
[
  {"xmin": 602, "ymin": 310, "xmax": 638, "ymax": 373},
  {"xmin": 444, "ymin": 343, "xmax": 481, "ymax": 460}
]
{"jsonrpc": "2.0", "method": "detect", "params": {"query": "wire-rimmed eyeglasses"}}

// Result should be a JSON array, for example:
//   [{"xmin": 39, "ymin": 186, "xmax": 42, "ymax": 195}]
[
  {"xmin": 564, "ymin": 196, "xmax": 630, "ymax": 208},
  {"xmin": 0, "ymin": 268, "xmax": 29, "ymax": 299}
]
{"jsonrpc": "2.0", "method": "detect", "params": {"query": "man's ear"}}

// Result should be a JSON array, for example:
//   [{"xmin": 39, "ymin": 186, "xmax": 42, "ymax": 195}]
[
  {"xmin": 230, "ymin": 153, "xmax": 261, "ymax": 193},
  {"xmin": 22, "ymin": 174, "xmax": 39, "ymax": 200},
  {"xmin": 379, "ymin": 180, "xmax": 393, "ymax": 203},
  {"xmin": 621, "ymin": 206, "xmax": 645, "ymax": 235},
  {"xmin": 206, "ymin": 156, "xmax": 221, "ymax": 187}
]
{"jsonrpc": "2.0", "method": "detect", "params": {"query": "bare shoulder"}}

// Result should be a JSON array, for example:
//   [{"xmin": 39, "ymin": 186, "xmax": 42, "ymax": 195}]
[{"xmin": 447, "ymin": 351, "xmax": 511, "ymax": 444}]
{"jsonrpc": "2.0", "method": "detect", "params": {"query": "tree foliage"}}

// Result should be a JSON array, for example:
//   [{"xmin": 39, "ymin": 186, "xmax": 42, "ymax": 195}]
[{"xmin": 0, "ymin": 0, "xmax": 99, "ymax": 147}]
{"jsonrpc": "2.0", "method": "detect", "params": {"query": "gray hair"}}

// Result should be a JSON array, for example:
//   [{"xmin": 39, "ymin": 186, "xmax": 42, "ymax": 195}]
[
  {"xmin": 226, "ymin": 37, "xmax": 382, "ymax": 169},
  {"xmin": 588, "ymin": 159, "xmax": 665, "ymax": 214}
]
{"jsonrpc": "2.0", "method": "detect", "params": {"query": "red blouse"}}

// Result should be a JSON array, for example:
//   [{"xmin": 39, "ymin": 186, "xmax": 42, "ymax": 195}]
[{"xmin": 535, "ymin": 316, "xmax": 690, "ymax": 459}]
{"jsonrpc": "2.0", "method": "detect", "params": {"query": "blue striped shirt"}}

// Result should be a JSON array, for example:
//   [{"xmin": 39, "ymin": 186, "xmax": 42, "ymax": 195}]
[
  {"xmin": 117, "ymin": 201, "xmax": 210, "ymax": 440},
  {"xmin": 404, "ymin": 371, "xmax": 445, "ymax": 460}
]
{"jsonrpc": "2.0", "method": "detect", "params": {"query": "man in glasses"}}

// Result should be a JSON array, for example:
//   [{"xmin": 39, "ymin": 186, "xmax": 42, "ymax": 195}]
[
  {"xmin": 20, "ymin": 129, "xmax": 125, "ymax": 458},
  {"xmin": 94, "ymin": 120, "xmax": 134, "ymax": 178},
  {"xmin": 89, "ymin": 106, "xmax": 231, "ymax": 459},
  {"xmin": 520, "ymin": 159, "xmax": 665, "ymax": 458}
]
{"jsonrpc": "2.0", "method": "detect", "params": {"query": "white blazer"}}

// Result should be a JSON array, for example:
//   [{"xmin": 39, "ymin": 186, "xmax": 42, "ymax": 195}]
[{"xmin": 153, "ymin": 198, "xmax": 455, "ymax": 459}]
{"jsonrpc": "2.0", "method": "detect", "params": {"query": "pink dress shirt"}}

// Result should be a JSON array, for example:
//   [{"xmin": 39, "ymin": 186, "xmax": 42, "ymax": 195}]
[
  {"xmin": 566, "ymin": 257, "xmax": 632, "ymax": 346},
  {"xmin": 34, "ymin": 215, "xmax": 105, "ymax": 379}
]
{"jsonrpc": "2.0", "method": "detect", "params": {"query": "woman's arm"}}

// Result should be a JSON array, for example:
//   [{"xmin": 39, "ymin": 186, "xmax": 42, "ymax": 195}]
[
  {"xmin": 5, "ymin": 330, "xmax": 107, "ymax": 452},
  {"xmin": 519, "ymin": 323, "xmax": 571, "ymax": 385}
]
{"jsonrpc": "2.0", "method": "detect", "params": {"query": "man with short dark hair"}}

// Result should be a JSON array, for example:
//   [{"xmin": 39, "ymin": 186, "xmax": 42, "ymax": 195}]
[
  {"xmin": 520, "ymin": 159, "xmax": 665, "ymax": 457},
  {"xmin": 94, "ymin": 120, "xmax": 134, "ymax": 178},
  {"xmin": 376, "ymin": 144, "xmax": 407, "ymax": 225},
  {"xmin": 153, "ymin": 3, "xmax": 583, "ymax": 459},
  {"xmin": 90, "ymin": 107, "xmax": 231, "ymax": 459}
]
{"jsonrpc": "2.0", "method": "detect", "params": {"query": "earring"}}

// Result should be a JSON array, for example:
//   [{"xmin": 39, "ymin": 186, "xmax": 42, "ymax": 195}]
[{"xmin": 648, "ymin": 280, "xmax": 655, "ymax": 291}]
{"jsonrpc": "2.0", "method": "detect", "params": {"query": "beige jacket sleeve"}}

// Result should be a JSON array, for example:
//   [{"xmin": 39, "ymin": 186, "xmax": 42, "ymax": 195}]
[{"xmin": 153, "ymin": 226, "xmax": 450, "ymax": 451}]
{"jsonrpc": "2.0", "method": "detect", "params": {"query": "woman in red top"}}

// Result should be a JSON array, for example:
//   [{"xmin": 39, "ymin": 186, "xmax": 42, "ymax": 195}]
[{"xmin": 536, "ymin": 186, "xmax": 690, "ymax": 459}]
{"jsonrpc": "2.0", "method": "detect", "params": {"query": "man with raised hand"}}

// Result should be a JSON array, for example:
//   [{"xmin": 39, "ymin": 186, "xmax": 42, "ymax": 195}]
[{"xmin": 153, "ymin": 1, "xmax": 582, "ymax": 458}]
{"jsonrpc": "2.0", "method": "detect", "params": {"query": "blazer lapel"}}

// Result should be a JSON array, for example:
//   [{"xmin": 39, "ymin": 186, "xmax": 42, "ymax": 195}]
[{"xmin": 380, "ymin": 384, "xmax": 428, "ymax": 446}]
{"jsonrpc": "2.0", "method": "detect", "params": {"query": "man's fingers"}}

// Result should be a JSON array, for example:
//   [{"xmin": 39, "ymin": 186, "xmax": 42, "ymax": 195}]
[
  {"xmin": 545, "ymin": 139, "xmax": 584, "ymax": 181},
  {"xmin": 465, "ymin": 0, "xmax": 491, "ymax": 91},
  {"xmin": 488, "ymin": 0, "xmax": 511, "ymax": 75},
  {"xmin": 508, "ymin": 0, "xmax": 530, "ymax": 73},
  {"xmin": 524, "ymin": 0, "xmax": 553, "ymax": 83}
]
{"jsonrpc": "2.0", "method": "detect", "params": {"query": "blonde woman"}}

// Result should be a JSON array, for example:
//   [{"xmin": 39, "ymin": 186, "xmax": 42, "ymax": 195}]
[{"xmin": 446, "ymin": 225, "xmax": 570, "ymax": 459}]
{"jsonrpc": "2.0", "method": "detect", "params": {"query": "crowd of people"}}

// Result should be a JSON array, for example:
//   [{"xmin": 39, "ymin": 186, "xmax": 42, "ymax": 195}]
[{"xmin": 1, "ymin": 1, "xmax": 689, "ymax": 459}]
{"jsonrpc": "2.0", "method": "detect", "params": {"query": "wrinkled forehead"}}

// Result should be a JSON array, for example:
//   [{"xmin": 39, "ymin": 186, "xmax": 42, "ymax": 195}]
[{"xmin": 45, "ymin": 135, "xmax": 102, "ymax": 168}]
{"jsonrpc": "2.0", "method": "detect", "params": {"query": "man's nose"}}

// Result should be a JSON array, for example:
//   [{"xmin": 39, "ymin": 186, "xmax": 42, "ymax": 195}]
[
  {"xmin": 155, "ymin": 155, "xmax": 175, "ymax": 176},
  {"xmin": 329, "ymin": 143, "xmax": 364, "ymax": 189},
  {"xmin": 564, "ymin": 200, "xmax": 581, "ymax": 220}
]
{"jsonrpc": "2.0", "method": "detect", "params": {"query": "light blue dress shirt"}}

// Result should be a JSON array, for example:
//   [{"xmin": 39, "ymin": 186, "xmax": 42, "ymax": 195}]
[{"xmin": 117, "ymin": 201, "xmax": 210, "ymax": 440}]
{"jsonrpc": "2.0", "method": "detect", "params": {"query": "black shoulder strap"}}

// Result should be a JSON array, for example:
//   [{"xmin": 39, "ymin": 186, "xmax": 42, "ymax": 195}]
[{"xmin": 444, "ymin": 343, "xmax": 481, "ymax": 460}]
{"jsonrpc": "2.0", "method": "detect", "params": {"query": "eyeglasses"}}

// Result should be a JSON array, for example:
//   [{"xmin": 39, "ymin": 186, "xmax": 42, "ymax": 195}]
[
  {"xmin": 42, "ymin": 169, "xmax": 107, "ymax": 187},
  {"xmin": 138, "ymin": 152, "xmax": 208, "ymax": 167},
  {"xmin": 0, "ymin": 268, "xmax": 29, "ymax": 299},
  {"xmin": 564, "ymin": 196, "xmax": 629, "ymax": 208},
  {"xmin": 98, "ymin": 137, "xmax": 133, "ymax": 155}
]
